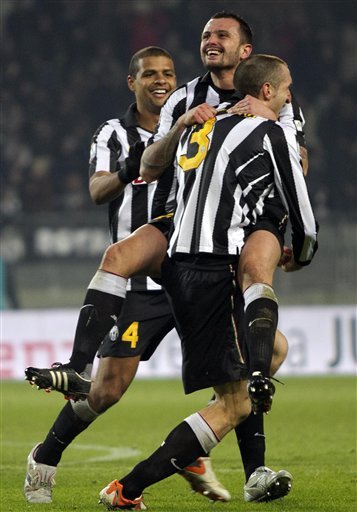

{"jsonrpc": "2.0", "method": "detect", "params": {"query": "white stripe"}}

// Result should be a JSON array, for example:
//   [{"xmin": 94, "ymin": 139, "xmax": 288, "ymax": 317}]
[
  {"xmin": 62, "ymin": 371, "xmax": 68, "ymax": 392},
  {"xmin": 49, "ymin": 370, "xmax": 56, "ymax": 388},
  {"xmin": 56, "ymin": 371, "xmax": 62, "ymax": 390}
]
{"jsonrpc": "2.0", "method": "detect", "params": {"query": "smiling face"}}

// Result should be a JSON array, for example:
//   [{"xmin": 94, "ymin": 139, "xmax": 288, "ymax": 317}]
[
  {"xmin": 200, "ymin": 17, "xmax": 252, "ymax": 73},
  {"xmin": 127, "ymin": 55, "xmax": 177, "ymax": 115}
]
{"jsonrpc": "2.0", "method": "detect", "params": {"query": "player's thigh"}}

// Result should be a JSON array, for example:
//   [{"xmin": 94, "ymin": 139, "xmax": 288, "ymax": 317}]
[
  {"xmin": 100, "ymin": 224, "xmax": 168, "ymax": 277},
  {"xmin": 239, "ymin": 229, "xmax": 281, "ymax": 290}
]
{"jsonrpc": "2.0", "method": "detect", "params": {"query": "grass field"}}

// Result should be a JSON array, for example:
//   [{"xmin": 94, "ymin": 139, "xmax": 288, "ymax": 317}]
[{"xmin": 1, "ymin": 377, "xmax": 356, "ymax": 511}]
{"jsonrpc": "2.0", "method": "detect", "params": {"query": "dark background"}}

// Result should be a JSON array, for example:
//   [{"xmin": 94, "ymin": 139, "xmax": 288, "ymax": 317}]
[{"xmin": 1, "ymin": 0, "xmax": 356, "ymax": 308}]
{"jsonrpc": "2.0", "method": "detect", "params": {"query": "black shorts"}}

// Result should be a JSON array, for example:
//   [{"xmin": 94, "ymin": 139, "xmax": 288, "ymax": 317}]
[
  {"xmin": 98, "ymin": 290, "xmax": 176, "ymax": 361},
  {"xmin": 162, "ymin": 255, "xmax": 248, "ymax": 394},
  {"xmin": 245, "ymin": 196, "xmax": 288, "ymax": 248}
]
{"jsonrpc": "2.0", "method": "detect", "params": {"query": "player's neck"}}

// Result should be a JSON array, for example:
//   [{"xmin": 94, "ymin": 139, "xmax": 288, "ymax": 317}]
[
  {"xmin": 136, "ymin": 110, "xmax": 159, "ymax": 133},
  {"xmin": 210, "ymin": 69, "xmax": 235, "ymax": 90}
]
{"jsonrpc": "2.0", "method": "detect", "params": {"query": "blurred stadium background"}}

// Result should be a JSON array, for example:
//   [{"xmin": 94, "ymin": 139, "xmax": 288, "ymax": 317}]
[
  {"xmin": 1, "ymin": 1, "xmax": 356, "ymax": 378},
  {"xmin": 1, "ymin": 0, "xmax": 356, "ymax": 309}
]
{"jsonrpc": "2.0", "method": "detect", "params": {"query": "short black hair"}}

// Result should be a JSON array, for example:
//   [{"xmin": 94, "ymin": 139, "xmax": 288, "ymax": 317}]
[
  {"xmin": 234, "ymin": 54, "xmax": 288, "ymax": 97},
  {"xmin": 211, "ymin": 11, "xmax": 253, "ymax": 45},
  {"xmin": 129, "ymin": 46, "xmax": 173, "ymax": 77}
]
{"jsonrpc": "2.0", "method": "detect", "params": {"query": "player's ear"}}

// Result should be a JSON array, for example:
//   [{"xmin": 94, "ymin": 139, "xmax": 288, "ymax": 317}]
[
  {"xmin": 127, "ymin": 75, "xmax": 136, "ymax": 92},
  {"xmin": 261, "ymin": 82, "xmax": 272, "ymax": 100},
  {"xmin": 240, "ymin": 43, "xmax": 253, "ymax": 60}
]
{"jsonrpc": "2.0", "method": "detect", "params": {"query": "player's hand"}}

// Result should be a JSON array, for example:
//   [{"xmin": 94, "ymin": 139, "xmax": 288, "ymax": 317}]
[
  {"xmin": 227, "ymin": 95, "xmax": 277, "ymax": 120},
  {"xmin": 300, "ymin": 146, "xmax": 309, "ymax": 176},
  {"xmin": 118, "ymin": 141, "xmax": 145, "ymax": 184},
  {"xmin": 279, "ymin": 247, "xmax": 302, "ymax": 272},
  {"xmin": 178, "ymin": 103, "xmax": 217, "ymax": 128},
  {"xmin": 278, "ymin": 246, "xmax": 292, "ymax": 267}
]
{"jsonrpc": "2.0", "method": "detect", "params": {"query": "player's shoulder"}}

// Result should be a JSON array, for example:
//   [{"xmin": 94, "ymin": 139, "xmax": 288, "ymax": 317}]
[
  {"xmin": 103, "ymin": 117, "xmax": 124, "ymax": 129},
  {"xmin": 268, "ymin": 120, "xmax": 300, "ymax": 156},
  {"xmin": 92, "ymin": 117, "xmax": 127, "ymax": 141},
  {"xmin": 168, "ymin": 75, "xmax": 204, "ymax": 101}
]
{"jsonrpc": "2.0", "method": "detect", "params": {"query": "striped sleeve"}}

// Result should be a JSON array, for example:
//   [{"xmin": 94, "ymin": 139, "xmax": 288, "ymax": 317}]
[
  {"xmin": 279, "ymin": 94, "xmax": 306, "ymax": 150},
  {"xmin": 88, "ymin": 119, "xmax": 127, "ymax": 177},
  {"xmin": 265, "ymin": 123, "xmax": 318, "ymax": 265}
]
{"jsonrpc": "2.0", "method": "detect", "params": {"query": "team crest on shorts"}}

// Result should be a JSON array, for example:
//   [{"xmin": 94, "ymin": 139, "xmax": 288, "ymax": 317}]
[{"xmin": 109, "ymin": 325, "xmax": 119, "ymax": 341}]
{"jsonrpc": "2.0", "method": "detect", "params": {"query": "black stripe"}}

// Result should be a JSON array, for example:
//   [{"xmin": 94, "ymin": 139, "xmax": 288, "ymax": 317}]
[
  {"xmin": 188, "ymin": 81, "xmax": 210, "ymax": 108},
  {"xmin": 106, "ymin": 129, "xmax": 124, "ymax": 241},
  {"xmin": 229, "ymin": 121, "xmax": 276, "ymax": 226},
  {"xmin": 131, "ymin": 185, "xmax": 148, "ymax": 231},
  {"xmin": 120, "ymin": 123, "xmax": 150, "ymax": 290},
  {"xmin": 290, "ymin": 92, "xmax": 306, "ymax": 148},
  {"xmin": 151, "ymin": 164, "xmax": 175, "ymax": 218},
  {"xmin": 171, "ymin": 97, "xmax": 187, "ymax": 129},
  {"xmin": 268, "ymin": 123, "xmax": 306, "ymax": 262},
  {"xmin": 192, "ymin": 115, "xmax": 249, "ymax": 252}
]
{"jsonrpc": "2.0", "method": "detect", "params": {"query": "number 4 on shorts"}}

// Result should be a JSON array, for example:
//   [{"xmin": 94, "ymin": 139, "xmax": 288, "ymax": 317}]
[{"xmin": 121, "ymin": 321, "xmax": 139, "ymax": 348}]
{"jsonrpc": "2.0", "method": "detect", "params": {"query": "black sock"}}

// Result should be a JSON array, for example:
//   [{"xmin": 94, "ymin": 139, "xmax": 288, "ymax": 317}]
[
  {"xmin": 245, "ymin": 297, "xmax": 278, "ymax": 377},
  {"xmin": 235, "ymin": 411, "xmax": 265, "ymax": 481},
  {"xmin": 35, "ymin": 402, "xmax": 92, "ymax": 466},
  {"xmin": 68, "ymin": 289, "xmax": 124, "ymax": 372},
  {"xmin": 120, "ymin": 421, "xmax": 206, "ymax": 499}
]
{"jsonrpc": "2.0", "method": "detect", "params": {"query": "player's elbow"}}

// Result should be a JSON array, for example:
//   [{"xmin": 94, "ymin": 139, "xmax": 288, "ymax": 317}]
[
  {"xmin": 139, "ymin": 159, "xmax": 162, "ymax": 183},
  {"xmin": 140, "ymin": 167, "xmax": 155, "ymax": 183}
]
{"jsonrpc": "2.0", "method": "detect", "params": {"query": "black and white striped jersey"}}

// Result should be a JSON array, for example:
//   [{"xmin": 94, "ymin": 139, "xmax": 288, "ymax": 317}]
[
  {"xmin": 152, "ymin": 72, "xmax": 235, "ymax": 142},
  {"xmin": 152, "ymin": 72, "xmax": 306, "ymax": 148},
  {"xmin": 168, "ymin": 107, "xmax": 318, "ymax": 266},
  {"xmin": 88, "ymin": 103, "xmax": 162, "ymax": 291},
  {"xmin": 151, "ymin": 73, "xmax": 307, "ymax": 219}
]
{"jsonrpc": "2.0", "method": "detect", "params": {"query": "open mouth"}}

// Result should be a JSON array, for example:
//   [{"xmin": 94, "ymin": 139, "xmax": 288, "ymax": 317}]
[
  {"xmin": 151, "ymin": 88, "xmax": 169, "ymax": 97},
  {"xmin": 205, "ymin": 48, "xmax": 222, "ymax": 58}
]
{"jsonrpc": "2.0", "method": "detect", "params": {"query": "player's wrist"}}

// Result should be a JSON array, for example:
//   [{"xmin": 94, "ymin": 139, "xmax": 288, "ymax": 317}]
[{"xmin": 117, "ymin": 163, "xmax": 137, "ymax": 185}]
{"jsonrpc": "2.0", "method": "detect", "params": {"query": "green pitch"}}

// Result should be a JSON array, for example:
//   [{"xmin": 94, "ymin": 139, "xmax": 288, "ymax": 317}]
[{"xmin": 1, "ymin": 377, "xmax": 355, "ymax": 511}]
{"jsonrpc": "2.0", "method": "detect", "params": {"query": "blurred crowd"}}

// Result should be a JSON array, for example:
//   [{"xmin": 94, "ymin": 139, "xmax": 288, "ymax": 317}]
[{"xmin": 2, "ymin": 0, "xmax": 356, "ymax": 220}]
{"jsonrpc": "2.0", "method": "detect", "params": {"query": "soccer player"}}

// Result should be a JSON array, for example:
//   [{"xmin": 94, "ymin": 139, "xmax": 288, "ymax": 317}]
[
  {"xmin": 25, "ymin": 11, "xmax": 304, "ymax": 502},
  {"xmin": 98, "ymin": 53, "xmax": 318, "ymax": 510},
  {"xmin": 141, "ymin": 10, "xmax": 307, "ymax": 500},
  {"xmin": 24, "ymin": 46, "xmax": 230, "ymax": 504}
]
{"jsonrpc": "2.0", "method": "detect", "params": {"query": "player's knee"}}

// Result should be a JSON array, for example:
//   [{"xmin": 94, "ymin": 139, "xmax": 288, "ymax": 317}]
[
  {"xmin": 239, "ymin": 259, "xmax": 260, "ymax": 287},
  {"xmin": 102, "ymin": 243, "xmax": 124, "ymax": 268}
]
